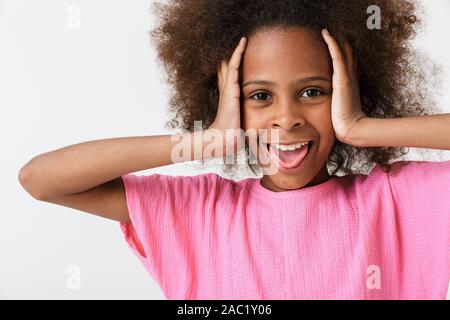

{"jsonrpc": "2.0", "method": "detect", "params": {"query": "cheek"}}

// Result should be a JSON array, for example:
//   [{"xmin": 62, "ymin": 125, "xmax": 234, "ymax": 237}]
[
  {"xmin": 322, "ymin": 108, "xmax": 334, "ymax": 138},
  {"xmin": 310, "ymin": 104, "xmax": 335, "ymax": 148},
  {"xmin": 242, "ymin": 105, "xmax": 264, "ymax": 131},
  {"xmin": 309, "ymin": 102, "xmax": 332, "ymax": 128},
  {"xmin": 318, "ymin": 118, "xmax": 336, "ymax": 154},
  {"xmin": 242, "ymin": 107, "xmax": 268, "ymax": 157},
  {"xmin": 317, "ymin": 111, "xmax": 334, "ymax": 136}
]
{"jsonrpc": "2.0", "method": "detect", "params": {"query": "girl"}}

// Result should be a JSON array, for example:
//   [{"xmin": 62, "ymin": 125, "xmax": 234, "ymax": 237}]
[{"xmin": 19, "ymin": 0, "xmax": 450, "ymax": 299}]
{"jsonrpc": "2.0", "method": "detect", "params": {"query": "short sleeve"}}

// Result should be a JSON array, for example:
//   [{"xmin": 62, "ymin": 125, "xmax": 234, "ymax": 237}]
[
  {"xmin": 119, "ymin": 172, "xmax": 220, "ymax": 295},
  {"xmin": 386, "ymin": 160, "xmax": 450, "ymax": 298}
]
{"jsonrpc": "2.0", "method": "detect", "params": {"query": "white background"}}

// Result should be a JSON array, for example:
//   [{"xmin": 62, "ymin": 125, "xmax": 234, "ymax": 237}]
[{"xmin": 0, "ymin": 0, "xmax": 449, "ymax": 299}]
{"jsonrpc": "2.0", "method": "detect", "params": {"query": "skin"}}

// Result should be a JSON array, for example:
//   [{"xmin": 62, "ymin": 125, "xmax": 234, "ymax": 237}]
[
  {"xmin": 241, "ymin": 27, "xmax": 334, "ymax": 192},
  {"xmin": 215, "ymin": 26, "xmax": 365, "ymax": 192},
  {"xmin": 19, "ymin": 26, "xmax": 364, "ymax": 223},
  {"xmin": 18, "ymin": 24, "xmax": 449, "ymax": 226}
]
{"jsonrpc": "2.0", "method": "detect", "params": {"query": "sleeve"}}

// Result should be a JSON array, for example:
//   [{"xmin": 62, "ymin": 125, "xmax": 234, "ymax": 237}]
[
  {"xmin": 118, "ymin": 172, "xmax": 220, "ymax": 294},
  {"xmin": 386, "ymin": 160, "xmax": 450, "ymax": 298}
]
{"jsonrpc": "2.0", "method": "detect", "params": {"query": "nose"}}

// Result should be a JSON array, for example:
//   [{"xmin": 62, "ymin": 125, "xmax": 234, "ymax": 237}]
[{"xmin": 269, "ymin": 98, "xmax": 305, "ymax": 132}]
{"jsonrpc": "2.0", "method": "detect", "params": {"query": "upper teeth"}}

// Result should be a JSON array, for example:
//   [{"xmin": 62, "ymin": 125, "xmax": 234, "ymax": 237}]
[{"xmin": 273, "ymin": 142, "xmax": 309, "ymax": 151}]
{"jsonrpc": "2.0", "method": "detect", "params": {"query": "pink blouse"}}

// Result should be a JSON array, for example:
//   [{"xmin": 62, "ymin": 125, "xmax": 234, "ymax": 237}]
[{"xmin": 120, "ymin": 160, "xmax": 450, "ymax": 299}]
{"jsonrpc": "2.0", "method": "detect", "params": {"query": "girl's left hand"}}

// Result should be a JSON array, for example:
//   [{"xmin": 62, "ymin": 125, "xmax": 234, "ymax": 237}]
[{"xmin": 321, "ymin": 29, "xmax": 367, "ymax": 144}]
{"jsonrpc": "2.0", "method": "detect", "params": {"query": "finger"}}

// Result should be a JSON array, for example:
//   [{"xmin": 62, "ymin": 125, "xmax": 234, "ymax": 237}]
[
  {"xmin": 225, "ymin": 37, "xmax": 247, "ymax": 85},
  {"xmin": 342, "ymin": 41, "xmax": 352, "ymax": 64},
  {"xmin": 341, "ymin": 41, "xmax": 357, "ymax": 76},
  {"xmin": 353, "ymin": 49, "xmax": 360, "ymax": 82},
  {"xmin": 321, "ymin": 29, "xmax": 348, "ymax": 80},
  {"xmin": 217, "ymin": 62, "xmax": 224, "ymax": 92},
  {"xmin": 217, "ymin": 65, "xmax": 222, "ymax": 92},
  {"xmin": 220, "ymin": 60, "xmax": 228, "ymax": 91},
  {"xmin": 217, "ymin": 60, "xmax": 227, "ymax": 93}
]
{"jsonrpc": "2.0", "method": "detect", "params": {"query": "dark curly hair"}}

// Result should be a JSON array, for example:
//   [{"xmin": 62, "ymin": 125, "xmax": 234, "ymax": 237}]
[{"xmin": 148, "ymin": 0, "xmax": 442, "ymax": 177}]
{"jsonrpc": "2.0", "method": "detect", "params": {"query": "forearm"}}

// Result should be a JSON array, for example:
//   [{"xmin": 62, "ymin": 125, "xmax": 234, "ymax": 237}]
[
  {"xmin": 19, "ymin": 130, "xmax": 220, "ymax": 197},
  {"xmin": 346, "ymin": 114, "xmax": 450, "ymax": 150}
]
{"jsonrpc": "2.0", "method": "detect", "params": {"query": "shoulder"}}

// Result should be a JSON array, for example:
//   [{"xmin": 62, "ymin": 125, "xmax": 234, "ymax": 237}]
[
  {"xmin": 369, "ymin": 159, "xmax": 450, "ymax": 185},
  {"xmin": 341, "ymin": 160, "xmax": 450, "ymax": 198},
  {"xmin": 364, "ymin": 159, "xmax": 450, "ymax": 181},
  {"xmin": 121, "ymin": 171, "xmax": 247, "ymax": 195},
  {"xmin": 363, "ymin": 160, "xmax": 450, "ymax": 205}
]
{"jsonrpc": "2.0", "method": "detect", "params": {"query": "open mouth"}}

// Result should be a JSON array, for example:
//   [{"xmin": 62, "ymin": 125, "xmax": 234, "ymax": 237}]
[{"xmin": 265, "ymin": 140, "xmax": 314, "ymax": 170}]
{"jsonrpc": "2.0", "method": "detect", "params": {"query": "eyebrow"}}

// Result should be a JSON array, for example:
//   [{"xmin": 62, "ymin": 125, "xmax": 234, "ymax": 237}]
[{"xmin": 242, "ymin": 76, "xmax": 331, "ymax": 88}]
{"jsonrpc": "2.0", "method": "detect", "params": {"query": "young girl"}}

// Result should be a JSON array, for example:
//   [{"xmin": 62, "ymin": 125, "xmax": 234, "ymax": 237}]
[{"xmin": 19, "ymin": 0, "xmax": 449, "ymax": 299}]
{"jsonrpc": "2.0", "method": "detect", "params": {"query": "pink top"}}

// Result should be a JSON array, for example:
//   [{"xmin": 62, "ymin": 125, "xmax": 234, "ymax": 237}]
[{"xmin": 119, "ymin": 160, "xmax": 450, "ymax": 299}]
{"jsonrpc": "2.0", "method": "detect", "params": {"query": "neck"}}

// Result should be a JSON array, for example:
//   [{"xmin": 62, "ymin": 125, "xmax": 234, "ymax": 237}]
[
  {"xmin": 261, "ymin": 163, "xmax": 331, "ymax": 192},
  {"xmin": 304, "ymin": 164, "xmax": 331, "ymax": 188}
]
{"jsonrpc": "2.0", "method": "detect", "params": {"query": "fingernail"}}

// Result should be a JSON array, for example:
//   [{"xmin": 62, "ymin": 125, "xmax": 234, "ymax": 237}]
[
  {"xmin": 323, "ymin": 28, "xmax": 330, "ymax": 35},
  {"xmin": 240, "ymin": 37, "xmax": 247, "ymax": 45}
]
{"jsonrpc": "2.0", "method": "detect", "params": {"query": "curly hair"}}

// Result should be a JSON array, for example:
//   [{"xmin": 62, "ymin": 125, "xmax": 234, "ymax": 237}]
[{"xmin": 148, "ymin": 0, "xmax": 442, "ymax": 177}]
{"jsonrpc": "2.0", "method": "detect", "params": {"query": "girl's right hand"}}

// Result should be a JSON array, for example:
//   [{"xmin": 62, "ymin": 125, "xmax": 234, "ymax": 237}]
[{"xmin": 209, "ymin": 37, "xmax": 248, "ymax": 156}]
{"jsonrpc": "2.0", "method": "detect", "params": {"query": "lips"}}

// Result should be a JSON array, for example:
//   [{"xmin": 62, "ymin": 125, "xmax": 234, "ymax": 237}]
[{"xmin": 266, "ymin": 141, "xmax": 314, "ymax": 170}]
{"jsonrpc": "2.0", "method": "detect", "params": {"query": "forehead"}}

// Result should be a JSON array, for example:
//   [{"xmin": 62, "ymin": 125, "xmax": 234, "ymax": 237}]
[{"xmin": 241, "ymin": 27, "xmax": 332, "ymax": 81}]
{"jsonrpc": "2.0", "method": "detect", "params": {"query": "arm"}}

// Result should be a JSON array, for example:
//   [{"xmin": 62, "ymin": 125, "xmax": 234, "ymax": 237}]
[
  {"xmin": 346, "ymin": 113, "xmax": 450, "ymax": 150},
  {"xmin": 18, "ymin": 37, "xmax": 247, "ymax": 223},
  {"xmin": 18, "ymin": 132, "xmax": 219, "ymax": 222},
  {"xmin": 320, "ymin": 29, "xmax": 450, "ymax": 151}
]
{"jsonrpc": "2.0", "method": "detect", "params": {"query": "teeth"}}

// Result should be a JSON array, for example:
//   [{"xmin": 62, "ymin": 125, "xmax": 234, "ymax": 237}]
[{"xmin": 273, "ymin": 142, "xmax": 309, "ymax": 151}]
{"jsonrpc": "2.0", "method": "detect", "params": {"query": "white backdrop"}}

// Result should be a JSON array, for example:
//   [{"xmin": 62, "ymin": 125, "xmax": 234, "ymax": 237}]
[{"xmin": 1, "ymin": 0, "xmax": 449, "ymax": 299}]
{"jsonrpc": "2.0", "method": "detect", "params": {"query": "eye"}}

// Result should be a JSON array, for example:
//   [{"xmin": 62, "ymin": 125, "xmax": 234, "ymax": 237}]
[
  {"xmin": 249, "ymin": 89, "xmax": 324, "ymax": 102},
  {"xmin": 301, "ymin": 88, "xmax": 324, "ymax": 98},
  {"xmin": 250, "ymin": 92, "xmax": 271, "ymax": 101}
]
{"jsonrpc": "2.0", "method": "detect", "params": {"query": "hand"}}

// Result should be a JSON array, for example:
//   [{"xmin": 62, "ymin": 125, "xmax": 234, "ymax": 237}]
[
  {"xmin": 321, "ymin": 29, "xmax": 367, "ymax": 144},
  {"xmin": 209, "ymin": 37, "xmax": 248, "ymax": 156}
]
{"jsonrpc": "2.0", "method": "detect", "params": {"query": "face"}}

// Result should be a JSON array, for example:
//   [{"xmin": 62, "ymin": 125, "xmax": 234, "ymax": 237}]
[{"xmin": 241, "ymin": 27, "xmax": 335, "ymax": 192}]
